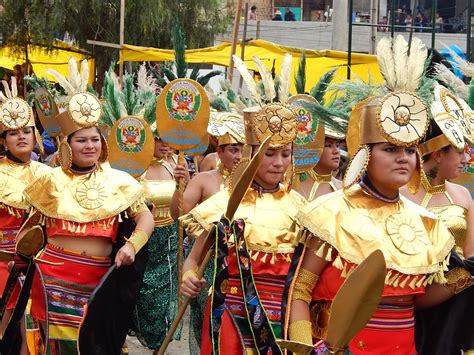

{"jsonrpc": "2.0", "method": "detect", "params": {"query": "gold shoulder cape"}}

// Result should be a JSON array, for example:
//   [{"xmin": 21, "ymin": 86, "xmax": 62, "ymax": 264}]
[
  {"xmin": 0, "ymin": 157, "xmax": 51, "ymax": 211},
  {"xmin": 24, "ymin": 162, "xmax": 144, "ymax": 223},
  {"xmin": 297, "ymin": 184, "xmax": 454, "ymax": 286},
  {"xmin": 181, "ymin": 187, "xmax": 306, "ymax": 256}
]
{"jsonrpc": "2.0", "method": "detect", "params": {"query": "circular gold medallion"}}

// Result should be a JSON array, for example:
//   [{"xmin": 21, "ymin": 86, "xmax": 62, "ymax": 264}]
[
  {"xmin": 386, "ymin": 213, "xmax": 428, "ymax": 255},
  {"xmin": 68, "ymin": 92, "xmax": 102, "ymax": 127},
  {"xmin": 75, "ymin": 179, "xmax": 107, "ymax": 209},
  {"xmin": 253, "ymin": 103, "xmax": 296, "ymax": 148},
  {"xmin": 0, "ymin": 98, "xmax": 32, "ymax": 130}
]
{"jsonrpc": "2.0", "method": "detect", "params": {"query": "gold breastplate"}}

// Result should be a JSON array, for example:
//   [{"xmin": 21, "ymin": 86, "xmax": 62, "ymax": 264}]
[
  {"xmin": 141, "ymin": 179, "xmax": 175, "ymax": 227},
  {"xmin": 428, "ymin": 204, "xmax": 467, "ymax": 255},
  {"xmin": 420, "ymin": 171, "xmax": 467, "ymax": 255}
]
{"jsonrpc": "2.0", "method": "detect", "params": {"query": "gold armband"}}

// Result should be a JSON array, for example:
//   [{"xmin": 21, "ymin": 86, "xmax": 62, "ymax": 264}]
[
  {"xmin": 289, "ymin": 320, "xmax": 313, "ymax": 345},
  {"xmin": 292, "ymin": 268, "xmax": 319, "ymax": 304},
  {"xmin": 124, "ymin": 229, "xmax": 149, "ymax": 253},
  {"xmin": 445, "ymin": 267, "xmax": 473, "ymax": 295},
  {"xmin": 183, "ymin": 267, "xmax": 198, "ymax": 281}
]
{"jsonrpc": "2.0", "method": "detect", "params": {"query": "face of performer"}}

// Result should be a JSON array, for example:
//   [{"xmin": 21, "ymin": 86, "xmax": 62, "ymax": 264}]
[
  {"xmin": 69, "ymin": 127, "xmax": 102, "ymax": 167},
  {"xmin": 315, "ymin": 137, "xmax": 341, "ymax": 174},
  {"xmin": 254, "ymin": 143, "xmax": 292, "ymax": 189},
  {"xmin": 431, "ymin": 145, "xmax": 467, "ymax": 180},
  {"xmin": 367, "ymin": 142, "xmax": 417, "ymax": 198},
  {"xmin": 154, "ymin": 138, "xmax": 170, "ymax": 159},
  {"xmin": 3, "ymin": 126, "xmax": 35, "ymax": 162},
  {"xmin": 217, "ymin": 143, "xmax": 243, "ymax": 170}
]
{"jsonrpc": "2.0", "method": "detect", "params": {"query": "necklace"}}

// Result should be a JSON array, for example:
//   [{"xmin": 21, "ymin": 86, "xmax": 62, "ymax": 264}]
[{"xmin": 420, "ymin": 170, "xmax": 446, "ymax": 194}]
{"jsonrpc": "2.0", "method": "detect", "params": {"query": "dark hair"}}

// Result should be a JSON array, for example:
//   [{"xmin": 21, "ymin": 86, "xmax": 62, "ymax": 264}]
[
  {"xmin": 67, "ymin": 126, "xmax": 101, "ymax": 144},
  {"xmin": 423, "ymin": 145, "xmax": 452, "ymax": 162},
  {"xmin": 251, "ymin": 5, "xmax": 256, "ymax": 10}
]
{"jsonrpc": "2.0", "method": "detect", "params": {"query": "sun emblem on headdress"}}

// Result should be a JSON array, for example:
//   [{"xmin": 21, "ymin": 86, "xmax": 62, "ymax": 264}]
[
  {"xmin": 378, "ymin": 92, "xmax": 428, "ymax": 146},
  {"xmin": 68, "ymin": 92, "xmax": 102, "ymax": 127},
  {"xmin": 386, "ymin": 213, "xmax": 428, "ymax": 255},
  {"xmin": 254, "ymin": 103, "xmax": 296, "ymax": 148},
  {"xmin": 75, "ymin": 180, "xmax": 107, "ymax": 209},
  {"xmin": 0, "ymin": 98, "xmax": 31, "ymax": 130}
]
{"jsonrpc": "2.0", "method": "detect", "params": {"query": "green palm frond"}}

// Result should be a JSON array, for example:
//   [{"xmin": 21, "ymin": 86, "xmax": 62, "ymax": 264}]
[
  {"xmin": 295, "ymin": 50, "xmax": 306, "ymax": 94},
  {"xmin": 100, "ymin": 68, "xmax": 122, "ymax": 127},
  {"xmin": 121, "ymin": 73, "xmax": 139, "ymax": 115},
  {"xmin": 150, "ymin": 68, "xmax": 168, "ymax": 88},
  {"xmin": 301, "ymin": 101, "xmax": 349, "ymax": 135},
  {"xmin": 309, "ymin": 68, "xmax": 337, "ymax": 104},
  {"xmin": 172, "ymin": 23, "xmax": 187, "ymax": 78},
  {"xmin": 210, "ymin": 96, "xmax": 231, "ymax": 112},
  {"xmin": 162, "ymin": 67, "xmax": 177, "ymax": 82},
  {"xmin": 189, "ymin": 65, "xmax": 201, "ymax": 80}
]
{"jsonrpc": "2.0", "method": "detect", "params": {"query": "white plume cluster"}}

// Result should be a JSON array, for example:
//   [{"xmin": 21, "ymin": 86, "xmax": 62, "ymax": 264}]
[
  {"xmin": 435, "ymin": 63, "xmax": 468, "ymax": 99},
  {"xmin": 137, "ymin": 63, "xmax": 158, "ymax": 94},
  {"xmin": 0, "ymin": 77, "xmax": 18, "ymax": 102},
  {"xmin": 376, "ymin": 35, "xmax": 427, "ymax": 92},
  {"xmin": 46, "ymin": 57, "xmax": 90, "ymax": 96}
]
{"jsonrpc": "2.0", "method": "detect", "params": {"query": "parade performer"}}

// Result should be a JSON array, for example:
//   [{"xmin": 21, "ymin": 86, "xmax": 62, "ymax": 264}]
[
  {"xmin": 0, "ymin": 77, "xmax": 50, "ymax": 353},
  {"xmin": 179, "ymin": 54, "xmax": 308, "ymax": 354},
  {"xmin": 286, "ymin": 36, "xmax": 462, "ymax": 354},
  {"xmin": 16, "ymin": 59, "xmax": 154, "ymax": 354},
  {"xmin": 402, "ymin": 85, "xmax": 474, "ymax": 354},
  {"xmin": 99, "ymin": 65, "xmax": 177, "ymax": 351}
]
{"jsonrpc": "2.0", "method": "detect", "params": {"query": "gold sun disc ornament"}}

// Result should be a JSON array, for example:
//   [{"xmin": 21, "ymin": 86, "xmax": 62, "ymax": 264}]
[
  {"xmin": 253, "ymin": 103, "xmax": 296, "ymax": 148},
  {"xmin": 386, "ymin": 213, "xmax": 428, "ymax": 255},
  {"xmin": 75, "ymin": 180, "xmax": 107, "ymax": 210},
  {"xmin": 68, "ymin": 92, "xmax": 102, "ymax": 127},
  {"xmin": 0, "ymin": 98, "xmax": 32, "ymax": 130},
  {"xmin": 377, "ymin": 92, "xmax": 428, "ymax": 146}
]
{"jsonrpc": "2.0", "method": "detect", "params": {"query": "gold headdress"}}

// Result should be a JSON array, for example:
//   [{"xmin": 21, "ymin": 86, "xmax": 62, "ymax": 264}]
[
  {"xmin": 208, "ymin": 111, "xmax": 245, "ymax": 146},
  {"xmin": 419, "ymin": 85, "xmax": 472, "ymax": 156},
  {"xmin": 0, "ymin": 77, "xmax": 44, "ymax": 153},
  {"xmin": 232, "ymin": 54, "xmax": 297, "ymax": 148},
  {"xmin": 344, "ymin": 35, "xmax": 430, "ymax": 192},
  {"xmin": 41, "ymin": 58, "xmax": 106, "ymax": 170}
]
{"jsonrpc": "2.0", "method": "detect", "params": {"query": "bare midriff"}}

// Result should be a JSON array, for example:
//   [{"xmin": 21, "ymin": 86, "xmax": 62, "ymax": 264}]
[{"xmin": 47, "ymin": 235, "xmax": 113, "ymax": 257}]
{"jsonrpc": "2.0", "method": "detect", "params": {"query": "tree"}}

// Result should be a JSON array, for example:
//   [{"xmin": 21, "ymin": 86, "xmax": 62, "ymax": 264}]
[{"xmin": 0, "ymin": 0, "xmax": 232, "ymax": 87}]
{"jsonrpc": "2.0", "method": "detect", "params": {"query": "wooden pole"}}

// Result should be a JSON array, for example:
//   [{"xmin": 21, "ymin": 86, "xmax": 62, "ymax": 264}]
[
  {"xmin": 256, "ymin": 20, "xmax": 261, "ymax": 39},
  {"xmin": 118, "ymin": 0, "xmax": 125, "ymax": 87},
  {"xmin": 227, "ymin": 0, "xmax": 244, "ymax": 83},
  {"xmin": 238, "ymin": 3, "xmax": 249, "ymax": 90},
  {"xmin": 177, "ymin": 151, "xmax": 186, "ymax": 307}
]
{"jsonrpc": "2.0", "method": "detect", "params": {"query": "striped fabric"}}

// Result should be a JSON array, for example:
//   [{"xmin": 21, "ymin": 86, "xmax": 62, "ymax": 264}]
[
  {"xmin": 365, "ymin": 301, "xmax": 415, "ymax": 331},
  {"xmin": 34, "ymin": 244, "xmax": 110, "ymax": 354},
  {"xmin": 0, "ymin": 229, "xmax": 18, "ymax": 253},
  {"xmin": 225, "ymin": 273, "xmax": 286, "ymax": 351}
]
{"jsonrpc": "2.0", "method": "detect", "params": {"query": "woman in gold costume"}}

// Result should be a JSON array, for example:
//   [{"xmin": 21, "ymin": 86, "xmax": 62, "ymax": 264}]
[
  {"xmin": 286, "ymin": 36, "xmax": 468, "ymax": 354},
  {"xmin": 133, "ymin": 135, "xmax": 181, "ymax": 350},
  {"xmin": 18, "ymin": 61, "xmax": 154, "ymax": 354},
  {"xmin": 402, "ymin": 85, "xmax": 474, "ymax": 354},
  {"xmin": 296, "ymin": 127, "xmax": 344, "ymax": 201},
  {"xmin": 0, "ymin": 77, "xmax": 50, "ymax": 354}
]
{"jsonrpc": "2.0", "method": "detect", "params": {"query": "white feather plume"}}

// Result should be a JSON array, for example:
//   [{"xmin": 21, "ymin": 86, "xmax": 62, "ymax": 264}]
[
  {"xmin": 376, "ymin": 37, "xmax": 397, "ymax": 90},
  {"xmin": 11, "ymin": 77, "xmax": 17, "ymax": 97},
  {"xmin": 46, "ymin": 68, "xmax": 75, "ymax": 96},
  {"xmin": 447, "ymin": 48, "xmax": 474, "ymax": 78},
  {"xmin": 80, "ymin": 60, "xmax": 89, "ymax": 92},
  {"xmin": 435, "ymin": 63, "xmax": 468, "ymax": 99},
  {"xmin": 2, "ymin": 80, "xmax": 12, "ymax": 99},
  {"xmin": 0, "ymin": 92, "xmax": 6, "ymax": 102},
  {"xmin": 393, "ymin": 35, "xmax": 408, "ymax": 90},
  {"xmin": 253, "ymin": 56, "xmax": 275, "ymax": 102},
  {"xmin": 68, "ymin": 58, "xmax": 81, "ymax": 92},
  {"xmin": 278, "ymin": 53, "xmax": 293, "ymax": 104},
  {"xmin": 232, "ymin": 55, "xmax": 262, "ymax": 106},
  {"xmin": 405, "ymin": 37, "xmax": 427, "ymax": 91},
  {"xmin": 137, "ymin": 63, "xmax": 158, "ymax": 94}
]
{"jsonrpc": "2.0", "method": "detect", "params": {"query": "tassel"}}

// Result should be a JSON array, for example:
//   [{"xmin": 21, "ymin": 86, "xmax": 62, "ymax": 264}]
[
  {"xmin": 62, "ymin": 220, "xmax": 66, "ymax": 230},
  {"xmin": 409, "ymin": 275, "xmax": 418, "ymax": 289},
  {"xmin": 393, "ymin": 274, "xmax": 401, "ymax": 288},
  {"xmin": 385, "ymin": 270, "xmax": 393, "ymax": 284},
  {"xmin": 325, "ymin": 246, "xmax": 333, "ymax": 262},
  {"xmin": 270, "ymin": 253, "xmax": 276, "ymax": 264},
  {"xmin": 332, "ymin": 255, "xmax": 344, "ymax": 270},
  {"xmin": 399, "ymin": 275, "xmax": 409, "ymax": 288},
  {"xmin": 416, "ymin": 276, "xmax": 425, "ymax": 288},
  {"xmin": 340, "ymin": 262, "xmax": 348, "ymax": 278},
  {"xmin": 388, "ymin": 272, "xmax": 399, "ymax": 286},
  {"xmin": 260, "ymin": 253, "xmax": 268, "ymax": 263},
  {"xmin": 315, "ymin": 243, "xmax": 326, "ymax": 259},
  {"xmin": 118, "ymin": 213, "xmax": 123, "ymax": 223}
]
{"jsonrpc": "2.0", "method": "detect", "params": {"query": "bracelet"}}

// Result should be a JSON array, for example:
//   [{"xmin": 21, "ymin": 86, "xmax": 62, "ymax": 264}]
[
  {"xmin": 292, "ymin": 268, "xmax": 319, "ymax": 304},
  {"xmin": 288, "ymin": 319, "xmax": 313, "ymax": 345},
  {"xmin": 124, "ymin": 229, "xmax": 149, "ymax": 253},
  {"xmin": 445, "ymin": 267, "xmax": 473, "ymax": 295}
]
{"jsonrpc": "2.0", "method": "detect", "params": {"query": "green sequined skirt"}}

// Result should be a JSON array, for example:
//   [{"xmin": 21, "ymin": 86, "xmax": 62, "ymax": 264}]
[{"xmin": 133, "ymin": 222, "xmax": 181, "ymax": 349}]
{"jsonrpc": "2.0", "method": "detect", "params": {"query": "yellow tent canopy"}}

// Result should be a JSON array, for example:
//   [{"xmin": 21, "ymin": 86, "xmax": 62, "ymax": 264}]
[
  {"xmin": 0, "ymin": 39, "xmax": 94, "ymax": 83},
  {"xmin": 122, "ymin": 39, "xmax": 383, "ymax": 92}
]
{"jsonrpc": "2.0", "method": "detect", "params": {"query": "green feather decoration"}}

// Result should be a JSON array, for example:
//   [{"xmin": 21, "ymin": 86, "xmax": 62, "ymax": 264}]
[
  {"xmin": 468, "ymin": 78, "xmax": 474, "ymax": 109},
  {"xmin": 226, "ymin": 87, "xmax": 237, "ymax": 103},
  {"xmin": 162, "ymin": 67, "xmax": 177, "ymax": 82},
  {"xmin": 189, "ymin": 65, "xmax": 201, "ymax": 80},
  {"xmin": 121, "ymin": 73, "xmax": 140, "ymax": 115},
  {"xmin": 172, "ymin": 23, "xmax": 188, "ymax": 79},
  {"xmin": 197, "ymin": 70, "xmax": 223, "ymax": 86},
  {"xmin": 100, "ymin": 68, "xmax": 122, "ymax": 127},
  {"xmin": 295, "ymin": 50, "xmax": 306, "ymax": 94},
  {"xmin": 150, "ymin": 68, "xmax": 168, "ymax": 88},
  {"xmin": 309, "ymin": 68, "xmax": 337, "ymax": 104},
  {"xmin": 211, "ymin": 96, "xmax": 230, "ymax": 112}
]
